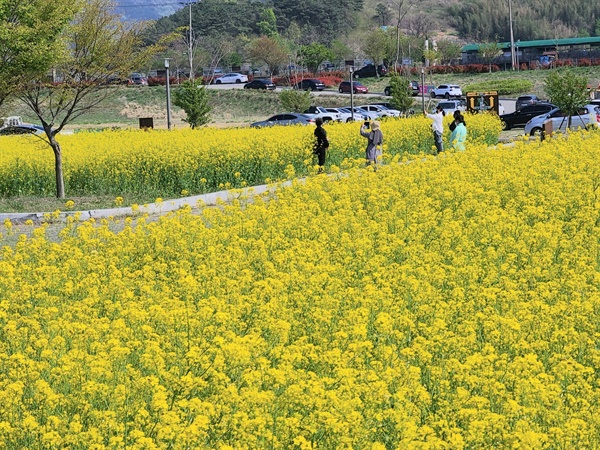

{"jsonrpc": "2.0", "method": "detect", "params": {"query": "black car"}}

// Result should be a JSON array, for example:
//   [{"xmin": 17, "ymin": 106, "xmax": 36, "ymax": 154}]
[
  {"xmin": 515, "ymin": 94, "xmax": 540, "ymax": 111},
  {"xmin": 353, "ymin": 64, "xmax": 387, "ymax": 79},
  {"xmin": 384, "ymin": 80, "xmax": 420, "ymax": 96},
  {"xmin": 500, "ymin": 103, "xmax": 556, "ymax": 130},
  {"xmin": 295, "ymin": 78, "xmax": 325, "ymax": 91},
  {"xmin": 244, "ymin": 79, "xmax": 276, "ymax": 90}
]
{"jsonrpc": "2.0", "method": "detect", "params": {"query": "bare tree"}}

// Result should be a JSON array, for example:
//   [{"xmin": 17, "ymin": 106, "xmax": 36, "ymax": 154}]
[
  {"xmin": 196, "ymin": 35, "xmax": 236, "ymax": 83},
  {"xmin": 19, "ymin": 0, "xmax": 166, "ymax": 198},
  {"xmin": 406, "ymin": 12, "xmax": 435, "ymax": 39},
  {"xmin": 388, "ymin": 0, "xmax": 415, "ymax": 67}
]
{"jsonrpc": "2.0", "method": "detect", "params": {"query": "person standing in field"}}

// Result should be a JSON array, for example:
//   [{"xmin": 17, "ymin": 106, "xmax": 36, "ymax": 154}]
[
  {"xmin": 313, "ymin": 118, "xmax": 329, "ymax": 172},
  {"xmin": 426, "ymin": 104, "xmax": 445, "ymax": 154},
  {"xmin": 449, "ymin": 112, "xmax": 467, "ymax": 151},
  {"xmin": 360, "ymin": 120, "xmax": 383, "ymax": 166}
]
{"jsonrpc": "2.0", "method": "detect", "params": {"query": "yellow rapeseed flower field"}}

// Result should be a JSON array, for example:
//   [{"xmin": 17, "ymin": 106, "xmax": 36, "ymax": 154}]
[
  {"xmin": 1, "ymin": 129, "xmax": 600, "ymax": 448},
  {"xmin": 0, "ymin": 114, "xmax": 501, "ymax": 199}
]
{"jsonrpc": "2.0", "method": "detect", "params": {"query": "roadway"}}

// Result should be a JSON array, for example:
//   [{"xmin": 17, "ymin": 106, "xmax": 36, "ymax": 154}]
[{"xmin": 205, "ymin": 83, "xmax": 517, "ymax": 114}]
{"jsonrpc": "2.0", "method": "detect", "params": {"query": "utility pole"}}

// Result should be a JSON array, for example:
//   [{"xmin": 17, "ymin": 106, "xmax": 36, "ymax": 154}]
[
  {"xmin": 509, "ymin": 0, "xmax": 516, "ymax": 70},
  {"xmin": 188, "ymin": 1, "xmax": 195, "ymax": 80}
]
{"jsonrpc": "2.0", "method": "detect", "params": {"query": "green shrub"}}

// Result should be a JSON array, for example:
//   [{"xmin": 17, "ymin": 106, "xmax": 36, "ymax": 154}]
[
  {"xmin": 463, "ymin": 79, "xmax": 534, "ymax": 95},
  {"xmin": 279, "ymin": 89, "xmax": 311, "ymax": 112}
]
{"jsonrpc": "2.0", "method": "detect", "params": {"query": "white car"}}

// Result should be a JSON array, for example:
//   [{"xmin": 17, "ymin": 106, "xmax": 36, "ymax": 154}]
[
  {"xmin": 214, "ymin": 73, "xmax": 248, "ymax": 84},
  {"xmin": 524, "ymin": 105, "xmax": 600, "ymax": 136},
  {"xmin": 430, "ymin": 84, "xmax": 462, "ymax": 99},
  {"xmin": 346, "ymin": 107, "xmax": 379, "ymax": 120},
  {"xmin": 358, "ymin": 104, "xmax": 402, "ymax": 118},
  {"xmin": 434, "ymin": 99, "xmax": 467, "ymax": 116},
  {"xmin": 332, "ymin": 107, "xmax": 368, "ymax": 122}
]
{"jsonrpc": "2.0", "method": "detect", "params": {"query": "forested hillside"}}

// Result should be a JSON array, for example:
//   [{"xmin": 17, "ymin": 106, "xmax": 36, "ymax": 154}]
[
  {"xmin": 448, "ymin": 0, "xmax": 599, "ymax": 41},
  {"xmin": 147, "ymin": 0, "xmax": 598, "ymax": 46}
]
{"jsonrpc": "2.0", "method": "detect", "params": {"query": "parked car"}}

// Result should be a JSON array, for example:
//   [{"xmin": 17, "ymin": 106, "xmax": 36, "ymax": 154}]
[
  {"xmin": 250, "ymin": 113, "xmax": 315, "ymax": 128},
  {"xmin": 339, "ymin": 81, "xmax": 369, "ymax": 94},
  {"xmin": 434, "ymin": 99, "xmax": 467, "ymax": 116},
  {"xmin": 304, "ymin": 106, "xmax": 340, "ymax": 122},
  {"xmin": 384, "ymin": 80, "xmax": 420, "ymax": 97},
  {"xmin": 352, "ymin": 64, "xmax": 387, "ymax": 78},
  {"xmin": 244, "ymin": 79, "xmax": 276, "ymax": 90},
  {"xmin": 515, "ymin": 94, "xmax": 540, "ymax": 110},
  {"xmin": 0, "ymin": 124, "xmax": 44, "ymax": 136},
  {"xmin": 500, "ymin": 102, "xmax": 556, "ymax": 130},
  {"xmin": 345, "ymin": 107, "xmax": 379, "ymax": 120},
  {"xmin": 325, "ymin": 107, "xmax": 366, "ymax": 122},
  {"xmin": 358, "ymin": 104, "xmax": 402, "ymax": 118},
  {"xmin": 128, "ymin": 73, "xmax": 148, "ymax": 85},
  {"xmin": 430, "ymin": 84, "xmax": 462, "ymax": 99},
  {"xmin": 214, "ymin": 73, "xmax": 248, "ymax": 84},
  {"xmin": 524, "ymin": 105, "xmax": 600, "ymax": 136},
  {"xmin": 295, "ymin": 78, "xmax": 325, "ymax": 91}
]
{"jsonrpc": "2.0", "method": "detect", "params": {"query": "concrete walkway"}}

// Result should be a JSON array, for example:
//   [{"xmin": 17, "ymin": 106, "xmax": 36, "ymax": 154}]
[{"xmin": 0, "ymin": 182, "xmax": 294, "ymax": 224}]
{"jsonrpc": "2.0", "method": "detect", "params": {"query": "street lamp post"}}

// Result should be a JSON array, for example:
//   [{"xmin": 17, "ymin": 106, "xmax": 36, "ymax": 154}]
[
  {"xmin": 349, "ymin": 66, "xmax": 354, "ymax": 121},
  {"xmin": 421, "ymin": 67, "xmax": 425, "ymax": 113},
  {"xmin": 516, "ymin": 39, "xmax": 520, "ymax": 70},
  {"xmin": 165, "ymin": 58, "xmax": 172, "ymax": 130}
]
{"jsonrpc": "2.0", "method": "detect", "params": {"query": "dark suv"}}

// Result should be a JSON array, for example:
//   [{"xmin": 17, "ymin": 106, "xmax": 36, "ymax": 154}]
[
  {"xmin": 515, "ymin": 95, "xmax": 540, "ymax": 110},
  {"xmin": 500, "ymin": 102, "xmax": 556, "ymax": 130},
  {"xmin": 353, "ymin": 64, "xmax": 387, "ymax": 79}
]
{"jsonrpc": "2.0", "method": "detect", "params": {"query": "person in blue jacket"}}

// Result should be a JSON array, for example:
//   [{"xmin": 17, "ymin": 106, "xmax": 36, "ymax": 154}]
[{"xmin": 449, "ymin": 112, "xmax": 467, "ymax": 151}]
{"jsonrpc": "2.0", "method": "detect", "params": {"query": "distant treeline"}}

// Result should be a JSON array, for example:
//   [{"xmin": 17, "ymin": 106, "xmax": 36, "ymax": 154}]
[
  {"xmin": 449, "ymin": 0, "xmax": 599, "ymax": 41},
  {"xmin": 148, "ymin": 0, "xmax": 598, "ymax": 44}
]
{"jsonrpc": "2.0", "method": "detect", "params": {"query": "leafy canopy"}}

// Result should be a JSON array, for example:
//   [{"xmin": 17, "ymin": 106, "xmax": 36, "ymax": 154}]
[
  {"xmin": 173, "ymin": 80, "xmax": 211, "ymax": 128},
  {"xmin": 0, "ymin": 0, "xmax": 78, "ymax": 106},
  {"xmin": 544, "ymin": 69, "xmax": 590, "ymax": 120}
]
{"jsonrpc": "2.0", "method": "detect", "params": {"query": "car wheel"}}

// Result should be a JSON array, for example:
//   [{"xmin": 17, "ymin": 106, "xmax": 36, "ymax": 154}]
[
  {"xmin": 346, "ymin": 118, "xmax": 354, "ymax": 123},
  {"xmin": 445, "ymin": 93, "xmax": 450, "ymax": 99},
  {"xmin": 216, "ymin": 80, "xmax": 221, "ymax": 84},
  {"xmin": 530, "ymin": 127, "xmax": 543, "ymax": 136},
  {"xmin": 430, "ymin": 92, "xmax": 436, "ymax": 99},
  {"xmin": 354, "ymin": 89, "xmax": 358, "ymax": 94},
  {"xmin": 339, "ymin": 88, "xmax": 344, "ymax": 93},
  {"xmin": 502, "ymin": 121, "xmax": 510, "ymax": 130},
  {"xmin": 235, "ymin": 79, "xmax": 241, "ymax": 83},
  {"xmin": 244, "ymin": 85, "xmax": 248, "ymax": 89},
  {"xmin": 384, "ymin": 88, "xmax": 391, "ymax": 96}
]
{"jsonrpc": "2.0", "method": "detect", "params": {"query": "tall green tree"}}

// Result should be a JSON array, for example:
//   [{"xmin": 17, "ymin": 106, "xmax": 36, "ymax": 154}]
[
  {"xmin": 388, "ymin": 75, "xmax": 414, "ymax": 113},
  {"xmin": 361, "ymin": 29, "xmax": 392, "ymax": 77},
  {"xmin": 298, "ymin": 43, "xmax": 334, "ymax": 73},
  {"xmin": 257, "ymin": 8, "xmax": 278, "ymax": 38},
  {"xmin": 173, "ymin": 79, "xmax": 211, "ymax": 128},
  {"xmin": 0, "ymin": 0, "xmax": 77, "ymax": 107},
  {"xmin": 544, "ymin": 69, "xmax": 590, "ymax": 128},
  {"xmin": 19, "ymin": 0, "xmax": 166, "ymax": 198}
]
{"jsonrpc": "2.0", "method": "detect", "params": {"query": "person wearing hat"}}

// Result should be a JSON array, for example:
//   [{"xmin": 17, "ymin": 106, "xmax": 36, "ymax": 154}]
[
  {"xmin": 360, "ymin": 120, "xmax": 383, "ymax": 166},
  {"xmin": 425, "ymin": 104, "xmax": 445, "ymax": 154}
]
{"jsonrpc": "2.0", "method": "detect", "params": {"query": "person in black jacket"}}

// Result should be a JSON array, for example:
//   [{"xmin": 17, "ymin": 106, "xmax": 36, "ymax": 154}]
[{"xmin": 313, "ymin": 118, "xmax": 329, "ymax": 171}]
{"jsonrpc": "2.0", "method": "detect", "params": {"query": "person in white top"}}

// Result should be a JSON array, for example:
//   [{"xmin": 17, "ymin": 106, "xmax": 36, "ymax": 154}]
[{"xmin": 425, "ymin": 104, "xmax": 445, "ymax": 154}]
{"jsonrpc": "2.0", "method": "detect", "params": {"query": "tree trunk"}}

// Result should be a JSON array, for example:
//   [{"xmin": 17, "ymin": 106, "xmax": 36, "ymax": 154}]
[{"xmin": 50, "ymin": 137, "xmax": 65, "ymax": 199}]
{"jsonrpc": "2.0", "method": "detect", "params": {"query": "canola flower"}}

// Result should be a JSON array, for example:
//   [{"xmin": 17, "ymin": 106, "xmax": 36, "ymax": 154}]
[
  {"xmin": 0, "ymin": 114, "xmax": 501, "ymax": 199},
  {"xmin": 1, "ymin": 130, "xmax": 600, "ymax": 448}
]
